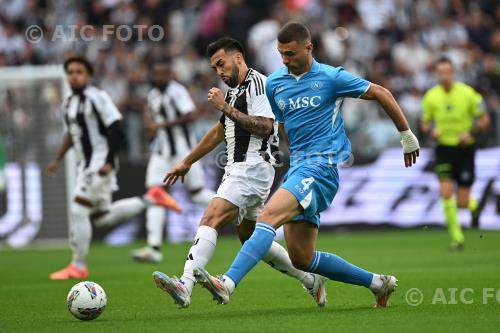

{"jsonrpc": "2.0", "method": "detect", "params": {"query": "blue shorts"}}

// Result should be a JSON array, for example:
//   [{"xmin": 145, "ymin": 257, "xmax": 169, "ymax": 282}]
[{"xmin": 281, "ymin": 162, "xmax": 339, "ymax": 227}]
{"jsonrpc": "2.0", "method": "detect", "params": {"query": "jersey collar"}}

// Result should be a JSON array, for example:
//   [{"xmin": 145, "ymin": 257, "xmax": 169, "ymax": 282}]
[
  {"xmin": 310, "ymin": 59, "xmax": 320, "ymax": 73},
  {"xmin": 243, "ymin": 68, "xmax": 253, "ymax": 83}
]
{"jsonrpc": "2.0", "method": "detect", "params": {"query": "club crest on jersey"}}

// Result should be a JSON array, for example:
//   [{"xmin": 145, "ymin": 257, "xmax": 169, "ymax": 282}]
[
  {"xmin": 277, "ymin": 98, "xmax": 286, "ymax": 111},
  {"xmin": 311, "ymin": 81, "xmax": 322, "ymax": 91}
]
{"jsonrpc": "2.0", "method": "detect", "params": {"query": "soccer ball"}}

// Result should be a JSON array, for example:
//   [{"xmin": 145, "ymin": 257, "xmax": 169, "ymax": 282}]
[{"xmin": 67, "ymin": 281, "xmax": 107, "ymax": 321}]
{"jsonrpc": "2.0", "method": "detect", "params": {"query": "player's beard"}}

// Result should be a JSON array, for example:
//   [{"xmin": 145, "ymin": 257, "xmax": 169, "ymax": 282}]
[
  {"xmin": 70, "ymin": 84, "xmax": 86, "ymax": 95},
  {"xmin": 226, "ymin": 62, "xmax": 239, "ymax": 88}
]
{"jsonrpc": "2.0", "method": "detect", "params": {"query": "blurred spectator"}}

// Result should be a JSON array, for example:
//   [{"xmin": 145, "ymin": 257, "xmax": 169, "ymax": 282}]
[
  {"xmin": 392, "ymin": 31, "xmax": 431, "ymax": 74},
  {"xmin": 0, "ymin": 0, "xmax": 498, "ymax": 164}
]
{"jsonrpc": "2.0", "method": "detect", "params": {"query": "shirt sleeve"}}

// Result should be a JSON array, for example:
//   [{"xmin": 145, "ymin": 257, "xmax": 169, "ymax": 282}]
[
  {"xmin": 249, "ymin": 77, "xmax": 275, "ymax": 120},
  {"xmin": 470, "ymin": 88, "xmax": 485, "ymax": 118},
  {"xmin": 265, "ymin": 78, "xmax": 284, "ymax": 123},
  {"xmin": 171, "ymin": 83, "xmax": 196, "ymax": 115},
  {"xmin": 95, "ymin": 90, "xmax": 122, "ymax": 126},
  {"xmin": 332, "ymin": 67, "xmax": 371, "ymax": 98},
  {"xmin": 421, "ymin": 92, "xmax": 433, "ymax": 122}
]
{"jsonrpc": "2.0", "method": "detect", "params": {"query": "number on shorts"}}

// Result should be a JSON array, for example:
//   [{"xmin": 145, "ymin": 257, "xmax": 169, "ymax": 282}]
[{"xmin": 301, "ymin": 177, "xmax": 315, "ymax": 191}]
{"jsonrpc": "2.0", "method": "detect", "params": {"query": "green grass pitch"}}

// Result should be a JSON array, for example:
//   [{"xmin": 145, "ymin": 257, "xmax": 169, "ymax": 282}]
[{"xmin": 1, "ymin": 229, "xmax": 499, "ymax": 333}]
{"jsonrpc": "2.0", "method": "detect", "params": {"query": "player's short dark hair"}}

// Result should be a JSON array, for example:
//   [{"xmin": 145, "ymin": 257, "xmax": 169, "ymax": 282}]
[
  {"xmin": 206, "ymin": 37, "xmax": 245, "ymax": 58},
  {"xmin": 277, "ymin": 22, "xmax": 311, "ymax": 44},
  {"xmin": 63, "ymin": 56, "xmax": 93, "ymax": 75},
  {"xmin": 435, "ymin": 56, "xmax": 453, "ymax": 68}
]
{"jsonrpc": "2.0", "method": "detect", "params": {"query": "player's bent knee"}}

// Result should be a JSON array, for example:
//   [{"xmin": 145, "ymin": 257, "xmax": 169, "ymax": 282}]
[
  {"xmin": 256, "ymin": 210, "xmax": 284, "ymax": 229},
  {"xmin": 288, "ymin": 249, "xmax": 314, "ymax": 271},
  {"xmin": 200, "ymin": 210, "xmax": 232, "ymax": 230},
  {"xmin": 439, "ymin": 182, "xmax": 454, "ymax": 199},
  {"xmin": 290, "ymin": 256, "xmax": 312, "ymax": 271}
]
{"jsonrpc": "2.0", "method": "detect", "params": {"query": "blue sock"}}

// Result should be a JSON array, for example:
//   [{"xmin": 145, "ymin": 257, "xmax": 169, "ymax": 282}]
[
  {"xmin": 224, "ymin": 222, "xmax": 276, "ymax": 285},
  {"xmin": 307, "ymin": 251, "xmax": 373, "ymax": 287}
]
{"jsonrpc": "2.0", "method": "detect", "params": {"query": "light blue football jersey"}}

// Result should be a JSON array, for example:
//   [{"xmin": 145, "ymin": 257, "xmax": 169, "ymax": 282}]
[{"xmin": 265, "ymin": 59, "xmax": 370, "ymax": 165}]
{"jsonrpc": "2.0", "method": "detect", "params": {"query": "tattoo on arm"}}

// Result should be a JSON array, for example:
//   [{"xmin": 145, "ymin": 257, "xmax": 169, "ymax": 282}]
[{"xmin": 221, "ymin": 103, "xmax": 273, "ymax": 138}]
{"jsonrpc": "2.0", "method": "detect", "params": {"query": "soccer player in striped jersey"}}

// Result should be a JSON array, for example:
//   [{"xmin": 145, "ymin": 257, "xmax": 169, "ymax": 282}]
[
  {"xmin": 194, "ymin": 22, "xmax": 420, "ymax": 308},
  {"xmin": 152, "ymin": 38, "xmax": 327, "ymax": 308},
  {"xmin": 130, "ymin": 63, "xmax": 216, "ymax": 263},
  {"xmin": 47, "ymin": 56, "xmax": 180, "ymax": 280}
]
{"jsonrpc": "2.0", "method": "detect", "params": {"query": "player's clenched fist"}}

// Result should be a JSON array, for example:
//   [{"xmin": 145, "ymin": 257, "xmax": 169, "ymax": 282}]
[
  {"xmin": 207, "ymin": 87, "xmax": 225, "ymax": 110},
  {"xmin": 399, "ymin": 129, "xmax": 420, "ymax": 168}
]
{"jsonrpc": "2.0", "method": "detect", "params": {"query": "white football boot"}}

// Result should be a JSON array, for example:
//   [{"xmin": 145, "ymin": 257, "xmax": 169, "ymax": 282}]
[
  {"xmin": 371, "ymin": 275, "xmax": 398, "ymax": 307},
  {"xmin": 193, "ymin": 267, "xmax": 231, "ymax": 305},
  {"xmin": 130, "ymin": 247, "xmax": 163, "ymax": 263},
  {"xmin": 152, "ymin": 271, "xmax": 190, "ymax": 308},
  {"xmin": 303, "ymin": 274, "xmax": 328, "ymax": 307}
]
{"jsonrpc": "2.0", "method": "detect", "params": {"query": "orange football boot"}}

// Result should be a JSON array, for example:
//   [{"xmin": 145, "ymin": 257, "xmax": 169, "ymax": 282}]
[{"xmin": 50, "ymin": 264, "xmax": 89, "ymax": 280}]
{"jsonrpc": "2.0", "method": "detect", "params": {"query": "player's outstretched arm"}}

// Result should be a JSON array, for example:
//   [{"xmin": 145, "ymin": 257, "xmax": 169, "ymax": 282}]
[
  {"xmin": 47, "ymin": 133, "xmax": 73, "ymax": 176},
  {"xmin": 361, "ymin": 83, "xmax": 420, "ymax": 167},
  {"xmin": 207, "ymin": 87, "xmax": 273, "ymax": 138},
  {"xmin": 163, "ymin": 122, "xmax": 224, "ymax": 185}
]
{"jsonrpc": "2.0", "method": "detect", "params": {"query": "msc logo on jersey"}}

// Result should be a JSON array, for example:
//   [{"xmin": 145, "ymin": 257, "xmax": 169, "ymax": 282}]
[{"xmin": 288, "ymin": 96, "xmax": 322, "ymax": 109}]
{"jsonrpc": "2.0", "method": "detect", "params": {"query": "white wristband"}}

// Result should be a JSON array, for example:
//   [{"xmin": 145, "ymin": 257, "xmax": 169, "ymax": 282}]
[{"xmin": 400, "ymin": 129, "xmax": 420, "ymax": 153}]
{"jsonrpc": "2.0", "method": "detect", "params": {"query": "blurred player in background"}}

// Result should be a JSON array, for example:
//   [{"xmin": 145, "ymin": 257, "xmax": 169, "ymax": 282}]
[
  {"xmin": 421, "ymin": 57, "xmax": 490, "ymax": 250},
  {"xmin": 47, "ymin": 56, "xmax": 181, "ymax": 280},
  {"xmin": 152, "ymin": 37, "xmax": 327, "ymax": 308},
  {"xmin": 0, "ymin": 133, "xmax": 5, "ymax": 193},
  {"xmin": 130, "ymin": 63, "xmax": 216, "ymax": 263},
  {"xmin": 194, "ymin": 22, "xmax": 420, "ymax": 307}
]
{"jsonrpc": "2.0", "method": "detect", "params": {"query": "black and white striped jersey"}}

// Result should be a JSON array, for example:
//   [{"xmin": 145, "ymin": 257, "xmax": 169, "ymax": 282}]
[
  {"xmin": 63, "ymin": 85, "xmax": 122, "ymax": 172},
  {"xmin": 147, "ymin": 80, "xmax": 196, "ymax": 157},
  {"xmin": 220, "ymin": 68, "xmax": 280, "ymax": 166}
]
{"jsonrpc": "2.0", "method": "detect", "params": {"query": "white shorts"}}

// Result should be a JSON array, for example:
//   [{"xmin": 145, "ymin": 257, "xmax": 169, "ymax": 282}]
[
  {"xmin": 145, "ymin": 152, "xmax": 206, "ymax": 191},
  {"xmin": 73, "ymin": 168, "xmax": 118, "ymax": 212},
  {"xmin": 215, "ymin": 162, "xmax": 275, "ymax": 225}
]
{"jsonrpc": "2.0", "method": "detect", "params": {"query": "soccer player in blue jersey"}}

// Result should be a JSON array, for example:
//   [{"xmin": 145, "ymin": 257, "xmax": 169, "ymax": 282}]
[{"xmin": 194, "ymin": 22, "xmax": 420, "ymax": 307}]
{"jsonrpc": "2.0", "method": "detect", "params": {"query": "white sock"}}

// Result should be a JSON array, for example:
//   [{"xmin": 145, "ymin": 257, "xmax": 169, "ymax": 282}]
[
  {"xmin": 222, "ymin": 275, "xmax": 236, "ymax": 293},
  {"xmin": 69, "ymin": 202, "xmax": 92, "ymax": 269},
  {"xmin": 93, "ymin": 197, "xmax": 146, "ymax": 227},
  {"xmin": 263, "ymin": 241, "xmax": 315, "ymax": 289},
  {"xmin": 190, "ymin": 188, "xmax": 215, "ymax": 206},
  {"xmin": 146, "ymin": 206, "xmax": 166, "ymax": 247},
  {"xmin": 370, "ymin": 274, "xmax": 383, "ymax": 290},
  {"xmin": 181, "ymin": 225, "xmax": 217, "ymax": 294}
]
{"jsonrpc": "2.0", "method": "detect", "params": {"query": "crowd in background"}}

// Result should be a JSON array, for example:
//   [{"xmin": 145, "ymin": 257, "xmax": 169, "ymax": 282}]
[{"xmin": 1, "ymin": 0, "xmax": 499, "ymax": 164}]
